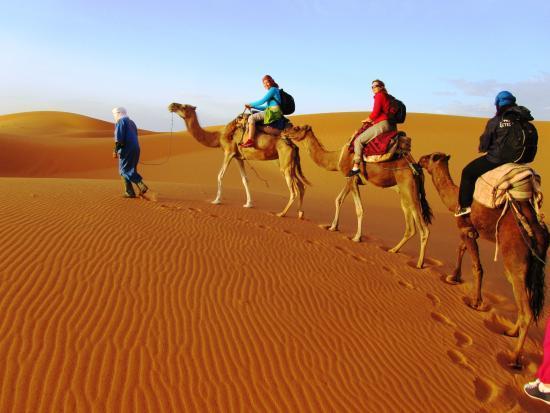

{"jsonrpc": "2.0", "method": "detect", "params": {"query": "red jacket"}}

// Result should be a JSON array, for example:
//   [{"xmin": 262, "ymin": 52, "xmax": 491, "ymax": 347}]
[{"xmin": 369, "ymin": 92, "xmax": 390, "ymax": 124}]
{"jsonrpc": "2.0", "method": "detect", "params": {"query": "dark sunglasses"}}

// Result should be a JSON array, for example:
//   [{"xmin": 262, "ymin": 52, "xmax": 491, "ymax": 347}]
[{"xmin": 372, "ymin": 84, "xmax": 381, "ymax": 89}]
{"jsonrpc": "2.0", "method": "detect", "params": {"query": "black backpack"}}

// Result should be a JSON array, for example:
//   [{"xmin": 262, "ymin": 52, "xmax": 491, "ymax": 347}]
[
  {"xmin": 277, "ymin": 89, "xmax": 295, "ymax": 115},
  {"xmin": 498, "ymin": 106, "xmax": 538, "ymax": 163},
  {"xmin": 387, "ymin": 95, "xmax": 407, "ymax": 124}
]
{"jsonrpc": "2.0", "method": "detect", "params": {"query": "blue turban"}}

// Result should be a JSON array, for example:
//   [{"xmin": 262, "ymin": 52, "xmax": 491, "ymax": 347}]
[{"xmin": 494, "ymin": 91, "xmax": 516, "ymax": 108}]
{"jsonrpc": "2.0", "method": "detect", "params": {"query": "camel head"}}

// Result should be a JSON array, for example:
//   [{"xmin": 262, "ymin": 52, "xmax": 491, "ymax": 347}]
[
  {"xmin": 283, "ymin": 125, "xmax": 312, "ymax": 141},
  {"xmin": 168, "ymin": 103, "xmax": 197, "ymax": 119},
  {"xmin": 418, "ymin": 152, "xmax": 451, "ymax": 175}
]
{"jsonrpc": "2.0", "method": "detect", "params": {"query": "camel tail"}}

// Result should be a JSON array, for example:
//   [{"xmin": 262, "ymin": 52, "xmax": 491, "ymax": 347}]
[
  {"xmin": 413, "ymin": 163, "xmax": 433, "ymax": 225},
  {"xmin": 526, "ymin": 221, "xmax": 549, "ymax": 323},
  {"xmin": 289, "ymin": 139, "xmax": 311, "ymax": 186}
]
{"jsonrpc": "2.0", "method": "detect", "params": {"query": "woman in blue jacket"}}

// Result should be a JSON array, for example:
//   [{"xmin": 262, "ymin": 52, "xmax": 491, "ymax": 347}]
[
  {"xmin": 112, "ymin": 107, "xmax": 149, "ymax": 198},
  {"xmin": 240, "ymin": 75, "xmax": 282, "ymax": 148}
]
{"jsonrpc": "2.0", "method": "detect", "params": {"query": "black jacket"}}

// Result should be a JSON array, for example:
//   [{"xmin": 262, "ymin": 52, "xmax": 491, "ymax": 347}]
[{"xmin": 478, "ymin": 104, "xmax": 533, "ymax": 163}]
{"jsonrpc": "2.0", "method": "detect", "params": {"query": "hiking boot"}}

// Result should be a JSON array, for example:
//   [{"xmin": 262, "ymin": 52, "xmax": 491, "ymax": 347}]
[
  {"xmin": 347, "ymin": 168, "xmax": 360, "ymax": 178},
  {"xmin": 524, "ymin": 380, "xmax": 550, "ymax": 405},
  {"xmin": 122, "ymin": 177, "xmax": 136, "ymax": 198},
  {"xmin": 239, "ymin": 140, "xmax": 255, "ymax": 148},
  {"xmin": 136, "ymin": 181, "xmax": 149, "ymax": 195},
  {"xmin": 454, "ymin": 207, "xmax": 471, "ymax": 217}
]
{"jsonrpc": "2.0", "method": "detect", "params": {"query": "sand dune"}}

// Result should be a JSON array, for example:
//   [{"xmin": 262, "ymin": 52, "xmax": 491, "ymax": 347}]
[{"xmin": 1, "ymin": 110, "xmax": 549, "ymax": 411}]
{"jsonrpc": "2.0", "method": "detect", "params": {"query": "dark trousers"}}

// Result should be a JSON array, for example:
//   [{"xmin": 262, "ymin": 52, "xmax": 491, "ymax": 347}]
[{"xmin": 458, "ymin": 155, "xmax": 504, "ymax": 208}]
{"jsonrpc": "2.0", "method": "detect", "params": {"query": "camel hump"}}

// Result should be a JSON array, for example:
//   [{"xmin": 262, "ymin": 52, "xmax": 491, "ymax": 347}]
[{"xmin": 474, "ymin": 164, "xmax": 541, "ymax": 209}]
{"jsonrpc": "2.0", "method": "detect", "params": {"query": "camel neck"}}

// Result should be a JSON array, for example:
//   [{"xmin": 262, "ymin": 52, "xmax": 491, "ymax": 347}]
[
  {"xmin": 432, "ymin": 164, "xmax": 459, "ymax": 212},
  {"xmin": 304, "ymin": 131, "xmax": 340, "ymax": 171},
  {"xmin": 183, "ymin": 113, "xmax": 220, "ymax": 148}
]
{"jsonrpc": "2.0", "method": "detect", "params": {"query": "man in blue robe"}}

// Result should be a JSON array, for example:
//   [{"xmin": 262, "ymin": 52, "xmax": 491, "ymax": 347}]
[{"xmin": 112, "ymin": 107, "xmax": 148, "ymax": 198}]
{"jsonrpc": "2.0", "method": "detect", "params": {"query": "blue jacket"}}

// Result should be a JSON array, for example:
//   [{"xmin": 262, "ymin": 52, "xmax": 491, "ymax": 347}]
[
  {"xmin": 249, "ymin": 87, "xmax": 281, "ymax": 110},
  {"xmin": 114, "ymin": 117, "xmax": 139, "ymax": 149}
]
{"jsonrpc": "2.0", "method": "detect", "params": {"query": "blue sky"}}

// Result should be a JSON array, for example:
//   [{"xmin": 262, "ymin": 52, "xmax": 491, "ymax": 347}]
[{"xmin": 1, "ymin": 0, "xmax": 549, "ymax": 131}]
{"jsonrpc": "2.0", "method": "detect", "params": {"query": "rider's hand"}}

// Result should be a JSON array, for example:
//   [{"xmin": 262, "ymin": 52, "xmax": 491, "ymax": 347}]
[
  {"xmin": 112, "ymin": 151, "xmax": 118, "ymax": 159},
  {"xmin": 245, "ymin": 104, "xmax": 251, "ymax": 109}
]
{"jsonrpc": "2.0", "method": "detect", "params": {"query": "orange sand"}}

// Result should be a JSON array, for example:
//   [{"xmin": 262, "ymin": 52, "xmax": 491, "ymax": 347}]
[{"xmin": 0, "ymin": 110, "xmax": 549, "ymax": 412}]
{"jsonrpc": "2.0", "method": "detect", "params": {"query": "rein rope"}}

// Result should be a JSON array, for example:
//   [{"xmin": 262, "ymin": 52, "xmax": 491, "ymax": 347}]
[{"xmin": 140, "ymin": 112, "xmax": 175, "ymax": 166}]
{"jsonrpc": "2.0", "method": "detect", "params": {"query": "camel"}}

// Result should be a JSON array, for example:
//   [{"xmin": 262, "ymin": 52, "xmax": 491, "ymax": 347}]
[
  {"xmin": 283, "ymin": 125, "xmax": 432, "ymax": 268},
  {"xmin": 168, "ymin": 103, "xmax": 309, "ymax": 218},
  {"xmin": 419, "ymin": 152, "xmax": 548, "ymax": 368}
]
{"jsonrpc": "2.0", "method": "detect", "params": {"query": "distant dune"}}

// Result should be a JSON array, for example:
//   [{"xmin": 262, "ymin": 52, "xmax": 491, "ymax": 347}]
[{"xmin": 0, "ymin": 110, "xmax": 549, "ymax": 412}]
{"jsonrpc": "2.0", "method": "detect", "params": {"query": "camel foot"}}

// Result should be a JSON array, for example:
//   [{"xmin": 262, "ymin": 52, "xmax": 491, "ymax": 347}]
[
  {"xmin": 211, "ymin": 199, "xmax": 222, "ymax": 205},
  {"xmin": 243, "ymin": 203, "xmax": 253, "ymax": 208},
  {"xmin": 350, "ymin": 236, "xmax": 362, "ymax": 243},
  {"xmin": 319, "ymin": 224, "xmax": 338, "ymax": 232},
  {"xmin": 503, "ymin": 327, "xmax": 520, "ymax": 338},
  {"xmin": 444, "ymin": 275, "xmax": 462, "ymax": 285},
  {"xmin": 276, "ymin": 212, "xmax": 287, "ymax": 218},
  {"xmin": 297, "ymin": 211, "xmax": 304, "ymax": 220},
  {"xmin": 465, "ymin": 297, "xmax": 489, "ymax": 312},
  {"xmin": 388, "ymin": 247, "xmax": 399, "ymax": 253},
  {"xmin": 507, "ymin": 354, "xmax": 523, "ymax": 370},
  {"xmin": 416, "ymin": 261, "xmax": 424, "ymax": 269}
]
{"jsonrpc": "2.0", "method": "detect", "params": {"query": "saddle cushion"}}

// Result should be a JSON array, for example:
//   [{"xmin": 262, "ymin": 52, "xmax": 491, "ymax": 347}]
[
  {"xmin": 363, "ymin": 133, "xmax": 411, "ymax": 163},
  {"xmin": 474, "ymin": 164, "xmax": 542, "ymax": 208}
]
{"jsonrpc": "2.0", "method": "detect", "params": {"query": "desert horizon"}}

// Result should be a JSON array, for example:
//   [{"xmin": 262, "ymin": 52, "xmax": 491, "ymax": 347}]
[{"xmin": 1, "ymin": 109, "xmax": 549, "ymax": 411}]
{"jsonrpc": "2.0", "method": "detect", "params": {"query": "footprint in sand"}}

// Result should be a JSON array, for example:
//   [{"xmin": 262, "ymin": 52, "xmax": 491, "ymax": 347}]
[
  {"xmin": 454, "ymin": 331, "xmax": 473, "ymax": 348},
  {"xmin": 431, "ymin": 312, "xmax": 457, "ymax": 328},
  {"xmin": 382, "ymin": 266, "xmax": 391, "ymax": 272},
  {"xmin": 398, "ymin": 280, "xmax": 415, "ymax": 290},
  {"xmin": 447, "ymin": 349, "xmax": 474, "ymax": 372},
  {"xmin": 426, "ymin": 293, "xmax": 441, "ymax": 307},
  {"xmin": 188, "ymin": 207, "xmax": 202, "ymax": 212},
  {"xmin": 473, "ymin": 376, "xmax": 498, "ymax": 404}
]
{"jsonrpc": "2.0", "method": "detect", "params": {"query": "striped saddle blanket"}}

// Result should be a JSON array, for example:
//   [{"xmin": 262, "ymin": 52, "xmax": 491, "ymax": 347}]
[{"xmin": 473, "ymin": 164, "xmax": 542, "ymax": 209}]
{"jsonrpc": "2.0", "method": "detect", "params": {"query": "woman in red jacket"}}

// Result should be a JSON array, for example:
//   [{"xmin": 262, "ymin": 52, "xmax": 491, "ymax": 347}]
[{"xmin": 347, "ymin": 79, "xmax": 397, "ymax": 177}]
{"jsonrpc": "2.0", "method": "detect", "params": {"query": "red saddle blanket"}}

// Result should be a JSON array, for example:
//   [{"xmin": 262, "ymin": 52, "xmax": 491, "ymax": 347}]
[{"xmin": 348, "ymin": 129, "xmax": 400, "ymax": 156}]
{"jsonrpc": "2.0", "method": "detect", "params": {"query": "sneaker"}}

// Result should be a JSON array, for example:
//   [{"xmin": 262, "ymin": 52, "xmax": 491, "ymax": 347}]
[
  {"xmin": 524, "ymin": 381, "xmax": 550, "ymax": 405},
  {"xmin": 123, "ymin": 192, "xmax": 136, "ymax": 198},
  {"xmin": 454, "ymin": 207, "xmax": 471, "ymax": 217},
  {"xmin": 239, "ymin": 140, "xmax": 255, "ymax": 148},
  {"xmin": 347, "ymin": 169, "xmax": 360, "ymax": 178}
]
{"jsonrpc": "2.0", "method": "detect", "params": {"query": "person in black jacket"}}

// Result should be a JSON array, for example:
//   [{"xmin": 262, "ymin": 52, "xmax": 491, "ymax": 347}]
[{"xmin": 455, "ymin": 91, "xmax": 534, "ymax": 216}]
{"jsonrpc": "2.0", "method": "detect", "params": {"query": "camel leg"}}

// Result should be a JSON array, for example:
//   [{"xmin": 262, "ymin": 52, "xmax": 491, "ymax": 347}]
[
  {"xmin": 446, "ymin": 240, "xmax": 467, "ymax": 284},
  {"xmin": 388, "ymin": 196, "xmax": 416, "ymax": 255},
  {"xmin": 505, "ymin": 265, "xmax": 532, "ymax": 369},
  {"xmin": 296, "ymin": 179, "xmax": 305, "ymax": 220},
  {"xmin": 276, "ymin": 169, "xmax": 297, "ymax": 218},
  {"xmin": 212, "ymin": 152, "xmax": 235, "ymax": 204},
  {"xmin": 235, "ymin": 158, "xmax": 253, "ymax": 208},
  {"xmin": 464, "ymin": 238, "xmax": 484, "ymax": 309},
  {"xmin": 325, "ymin": 178, "xmax": 354, "ymax": 232},
  {"xmin": 349, "ymin": 179, "xmax": 364, "ymax": 242}
]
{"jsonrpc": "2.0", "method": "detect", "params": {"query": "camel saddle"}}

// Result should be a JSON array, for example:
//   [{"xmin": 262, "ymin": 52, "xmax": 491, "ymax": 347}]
[
  {"xmin": 473, "ymin": 164, "xmax": 543, "ymax": 209},
  {"xmin": 363, "ymin": 131, "xmax": 411, "ymax": 163}
]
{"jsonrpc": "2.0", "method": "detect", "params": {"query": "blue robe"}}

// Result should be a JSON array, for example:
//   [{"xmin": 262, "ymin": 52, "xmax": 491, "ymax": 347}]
[{"xmin": 115, "ymin": 117, "xmax": 143, "ymax": 183}]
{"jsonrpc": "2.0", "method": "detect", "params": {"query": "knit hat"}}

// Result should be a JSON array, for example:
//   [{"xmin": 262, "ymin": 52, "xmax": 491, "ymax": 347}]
[{"xmin": 494, "ymin": 91, "xmax": 516, "ymax": 108}]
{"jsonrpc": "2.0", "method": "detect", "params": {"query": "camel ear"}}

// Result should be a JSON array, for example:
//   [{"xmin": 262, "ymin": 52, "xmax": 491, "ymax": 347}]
[
  {"xmin": 445, "ymin": 154, "xmax": 451, "ymax": 161},
  {"xmin": 191, "ymin": 106, "xmax": 197, "ymax": 110},
  {"xmin": 432, "ymin": 153, "xmax": 443, "ymax": 162}
]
